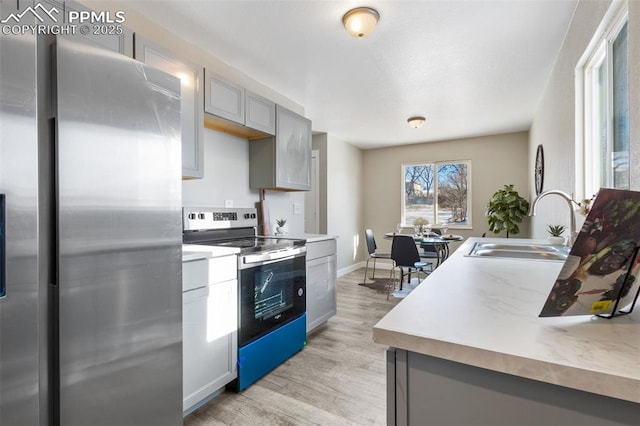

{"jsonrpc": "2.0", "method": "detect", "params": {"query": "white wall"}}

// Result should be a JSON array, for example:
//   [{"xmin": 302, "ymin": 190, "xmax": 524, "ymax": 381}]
[
  {"xmin": 529, "ymin": 0, "xmax": 640, "ymax": 237},
  {"xmin": 325, "ymin": 135, "xmax": 364, "ymax": 273},
  {"xmin": 363, "ymin": 132, "xmax": 530, "ymax": 257},
  {"xmin": 182, "ymin": 129, "xmax": 306, "ymax": 234},
  {"xmin": 261, "ymin": 190, "xmax": 306, "ymax": 235},
  {"xmin": 182, "ymin": 130, "xmax": 255, "ymax": 208}
]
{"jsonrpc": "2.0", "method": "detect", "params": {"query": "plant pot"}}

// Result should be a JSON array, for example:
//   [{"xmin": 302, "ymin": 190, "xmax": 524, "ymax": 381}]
[
  {"xmin": 276, "ymin": 226, "xmax": 286, "ymax": 235},
  {"xmin": 548, "ymin": 236, "xmax": 565, "ymax": 245}
]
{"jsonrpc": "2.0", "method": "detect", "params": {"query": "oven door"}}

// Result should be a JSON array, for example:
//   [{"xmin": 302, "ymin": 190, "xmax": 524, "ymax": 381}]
[{"xmin": 238, "ymin": 249, "xmax": 306, "ymax": 347}]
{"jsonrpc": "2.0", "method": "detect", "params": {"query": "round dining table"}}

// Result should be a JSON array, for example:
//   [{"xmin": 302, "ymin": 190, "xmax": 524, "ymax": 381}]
[{"xmin": 384, "ymin": 232, "xmax": 464, "ymax": 268}]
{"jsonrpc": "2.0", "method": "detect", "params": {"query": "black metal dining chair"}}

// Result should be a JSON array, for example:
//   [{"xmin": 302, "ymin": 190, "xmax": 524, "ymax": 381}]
[
  {"xmin": 362, "ymin": 229, "xmax": 392, "ymax": 285},
  {"xmin": 419, "ymin": 228, "xmax": 445, "ymax": 268},
  {"xmin": 419, "ymin": 245, "xmax": 442, "ymax": 268},
  {"xmin": 390, "ymin": 235, "xmax": 431, "ymax": 295}
]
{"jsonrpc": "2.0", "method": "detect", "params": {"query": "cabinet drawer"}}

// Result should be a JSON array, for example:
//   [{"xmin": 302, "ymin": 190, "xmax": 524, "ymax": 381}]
[
  {"xmin": 306, "ymin": 239, "xmax": 337, "ymax": 261},
  {"xmin": 183, "ymin": 256, "xmax": 237, "ymax": 292},
  {"xmin": 183, "ymin": 259, "xmax": 207, "ymax": 292}
]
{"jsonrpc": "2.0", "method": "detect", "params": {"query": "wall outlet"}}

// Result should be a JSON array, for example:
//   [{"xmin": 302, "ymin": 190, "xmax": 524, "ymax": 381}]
[
  {"xmin": 293, "ymin": 202, "xmax": 302, "ymax": 215},
  {"xmin": 224, "ymin": 200, "xmax": 233, "ymax": 208}
]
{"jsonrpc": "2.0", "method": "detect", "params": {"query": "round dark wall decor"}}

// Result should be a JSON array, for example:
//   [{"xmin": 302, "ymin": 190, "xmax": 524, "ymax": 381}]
[{"xmin": 535, "ymin": 144, "xmax": 544, "ymax": 195}]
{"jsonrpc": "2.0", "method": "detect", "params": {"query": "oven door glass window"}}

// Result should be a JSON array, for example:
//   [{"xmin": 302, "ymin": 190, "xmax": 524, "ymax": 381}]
[{"xmin": 239, "ymin": 255, "xmax": 305, "ymax": 346}]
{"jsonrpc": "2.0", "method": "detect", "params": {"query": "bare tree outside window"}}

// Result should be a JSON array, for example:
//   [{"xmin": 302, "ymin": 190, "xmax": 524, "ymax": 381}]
[
  {"xmin": 405, "ymin": 165, "xmax": 434, "ymax": 200},
  {"xmin": 402, "ymin": 161, "xmax": 471, "ymax": 227},
  {"xmin": 438, "ymin": 163, "xmax": 468, "ymax": 224}
]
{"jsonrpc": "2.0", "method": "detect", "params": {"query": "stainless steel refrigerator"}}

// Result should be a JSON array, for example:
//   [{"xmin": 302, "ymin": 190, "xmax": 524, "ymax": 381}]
[{"xmin": 0, "ymin": 7, "xmax": 183, "ymax": 426}]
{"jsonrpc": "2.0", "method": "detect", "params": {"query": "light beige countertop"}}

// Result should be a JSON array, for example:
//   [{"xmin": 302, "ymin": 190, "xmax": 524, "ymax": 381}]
[
  {"xmin": 181, "ymin": 244, "xmax": 240, "ymax": 262},
  {"xmin": 373, "ymin": 237, "xmax": 640, "ymax": 403}
]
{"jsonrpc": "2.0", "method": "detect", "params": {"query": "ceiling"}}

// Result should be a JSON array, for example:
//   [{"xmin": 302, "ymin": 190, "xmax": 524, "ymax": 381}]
[{"xmin": 126, "ymin": 0, "xmax": 578, "ymax": 149}]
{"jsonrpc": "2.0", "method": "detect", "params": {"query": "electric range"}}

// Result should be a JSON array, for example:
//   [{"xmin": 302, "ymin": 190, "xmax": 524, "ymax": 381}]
[{"xmin": 182, "ymin": 207, "xmax": 307, "ymax": 392}]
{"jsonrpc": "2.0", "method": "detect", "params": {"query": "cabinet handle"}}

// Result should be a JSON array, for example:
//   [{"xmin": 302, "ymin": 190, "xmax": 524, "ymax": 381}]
[{"xmin": 1, "ymin": 194, "xmax": 5, "ymax": 298}]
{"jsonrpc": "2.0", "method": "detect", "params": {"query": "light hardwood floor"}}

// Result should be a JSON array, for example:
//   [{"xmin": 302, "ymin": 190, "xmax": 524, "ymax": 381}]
[{"xmin": 183, "ymin": 269, "xmax": 401, "ymax": 426}]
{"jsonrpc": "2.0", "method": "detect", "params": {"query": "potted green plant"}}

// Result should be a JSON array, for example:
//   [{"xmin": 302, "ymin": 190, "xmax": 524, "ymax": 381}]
[
  {"xmin": 547, "ymin": 224, "xmax": 566, "ymax": 245},
  {"xmin": 486, "ymin": 184, "xmax": 530, "ymax": 238},
  {"xmin": 276, "ymin": 219, "xmax": 287, "ymax": 235}
]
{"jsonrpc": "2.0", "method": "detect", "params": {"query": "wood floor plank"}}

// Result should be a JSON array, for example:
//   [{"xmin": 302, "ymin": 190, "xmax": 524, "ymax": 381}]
[{"xmin": 183, "ymin": 269, "xmax": 401, "ymax": 425}]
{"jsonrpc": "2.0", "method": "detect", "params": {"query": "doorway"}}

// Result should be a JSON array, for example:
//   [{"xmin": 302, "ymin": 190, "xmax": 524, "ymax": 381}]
[{"xmin": 305, "ymin": 150, "xmax": 319, "ymax": 233}]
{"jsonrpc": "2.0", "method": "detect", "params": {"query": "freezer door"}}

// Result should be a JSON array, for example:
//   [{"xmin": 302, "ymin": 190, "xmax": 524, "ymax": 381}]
[
  {"xmin": 55, "ymin": 37, "xmax": 182, "ymax": 426},
  {"xmin": 0, "ymin": 11, "xmax": 43, "ymax": 426}
]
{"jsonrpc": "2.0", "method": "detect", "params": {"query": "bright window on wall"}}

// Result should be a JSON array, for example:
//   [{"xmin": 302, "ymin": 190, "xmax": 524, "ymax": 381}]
[
  {"xmin": 580, "ymin": 4, "xmax": 629, "ymax": 198},
  {"xmin": 402, "ymin": 161, "xmax": 471, "ymax": 228}
]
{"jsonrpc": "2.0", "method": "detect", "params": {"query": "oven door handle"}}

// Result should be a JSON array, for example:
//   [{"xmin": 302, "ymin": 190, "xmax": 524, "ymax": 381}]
[{"xmin": 242, "ymin": 247, "xmax": 306, "ymax": 265}]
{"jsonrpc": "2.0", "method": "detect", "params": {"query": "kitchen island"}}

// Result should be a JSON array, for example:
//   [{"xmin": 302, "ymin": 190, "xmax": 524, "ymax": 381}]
[{"xmin": 373, "ymin": 237, "xmax": 639, "ymax": 425}]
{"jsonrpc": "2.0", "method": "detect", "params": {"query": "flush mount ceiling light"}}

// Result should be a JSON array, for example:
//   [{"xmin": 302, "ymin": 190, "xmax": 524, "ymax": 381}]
[
  {"xmin": 342, "ymin": 7, "xmax": 380, "ymax": 38},
  {"xmin": 407, "ymin": 116, "xmax": 426, "ymax": 128}
]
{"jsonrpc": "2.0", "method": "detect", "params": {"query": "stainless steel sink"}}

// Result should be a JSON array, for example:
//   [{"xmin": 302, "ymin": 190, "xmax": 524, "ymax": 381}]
[
  {"xmin": 468, "ymin": 242, "xmax": 569, "ymax": 261},
  {"xmin": 471, "ymin": 243, "xmax": 563, "ymax": 253}
]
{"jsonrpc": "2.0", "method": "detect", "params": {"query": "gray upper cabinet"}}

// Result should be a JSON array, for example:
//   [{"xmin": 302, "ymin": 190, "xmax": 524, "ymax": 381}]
[
  {"xmin": 42, "ymin": 0, "xmax": 133, "ymax": 56},
  {"xmin": 245, "ymin": 90, "xmax": 276, "ymax": 135},
  {"xmin": 204, "ymin": 72, "xmax": 276, "ymax": 136},
  {"xmin": 249, "ymin": 105, "xmax": 311, "ymax": 191},
  {"xmin": 135, "ymin": 35, "xmax": 204, "ymax": 179},
  {"xmin": 205, "ymin": 71, "xmax": 245, "ymax": 125}
]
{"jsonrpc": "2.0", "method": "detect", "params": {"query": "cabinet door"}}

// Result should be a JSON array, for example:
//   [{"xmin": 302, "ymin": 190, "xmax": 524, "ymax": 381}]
[
  {"xmin": 183, "ymin": 279, "xmax": 237, "ymax": 413},
  {"xmin": 275, "ymin": 105, "xmax": 312, "ymax": 190},
  {"xmin": 135, "ymin": 35, "xmax": 204, "ymax": 179},
  {"xmin": 245, "ymin": 90, "xmax": 275, "ymax": 135},
  {"xmin": 306, "ymin": 254, "xmax": 337, "ymax": 333},
  {"xmin": 204, "ymin": 71, "xmax": 245, "ymax": 125}
]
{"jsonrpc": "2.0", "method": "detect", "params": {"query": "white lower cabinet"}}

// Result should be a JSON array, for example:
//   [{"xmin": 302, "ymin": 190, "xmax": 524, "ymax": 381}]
[
  {"xmin": 182, "ymin": 256, "xmax": 237, "ymax": 415},
  {"xmin": 306, "ymin": 239, "xmax": 337, "ymax": 333}
]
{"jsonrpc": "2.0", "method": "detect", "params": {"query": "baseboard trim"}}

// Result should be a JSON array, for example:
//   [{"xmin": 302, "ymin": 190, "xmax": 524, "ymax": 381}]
[
  {"xmin": 337, "ymin": 262, "xmax": 364, "ymax": 277},
  {"xmin": 337, "ymin": 259, "xmax": 395, "ymax": 278}
]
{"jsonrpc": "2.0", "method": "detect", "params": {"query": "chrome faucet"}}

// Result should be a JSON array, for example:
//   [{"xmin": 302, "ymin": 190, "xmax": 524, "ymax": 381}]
[{"xmin": 528, "ymin": 190, "xmax": 580, "ymax": 246}]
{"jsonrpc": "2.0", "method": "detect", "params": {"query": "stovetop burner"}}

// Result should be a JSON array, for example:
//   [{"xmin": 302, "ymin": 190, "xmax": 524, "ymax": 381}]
[
  {"xmin": 201, "ymin": 237, "xmax": 302, "ymax": 254},
  {"xmin": 213, "ymin": 238, "xmax": 264, "ymax": 249}
]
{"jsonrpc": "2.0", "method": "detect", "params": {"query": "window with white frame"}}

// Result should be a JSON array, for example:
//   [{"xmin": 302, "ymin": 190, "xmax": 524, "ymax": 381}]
[
  {"xmin": 579, "ymin": 3, "xmax": 629, "ymax": 199},
  {"xmin": 402, "ymin": 161, "xmax": 471, "ymax": 228}
]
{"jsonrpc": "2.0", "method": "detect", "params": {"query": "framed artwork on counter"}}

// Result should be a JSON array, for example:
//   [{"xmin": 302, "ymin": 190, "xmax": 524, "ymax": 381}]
[{"xmin": 540, "ymin": 188, "xmax": 640, "ymax": 317}]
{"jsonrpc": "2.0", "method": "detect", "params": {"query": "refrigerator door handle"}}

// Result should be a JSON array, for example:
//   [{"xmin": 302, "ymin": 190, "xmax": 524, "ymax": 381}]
[{"xmin": 1, "ymin": 193, "xmax": 5, "ymax": 298}]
